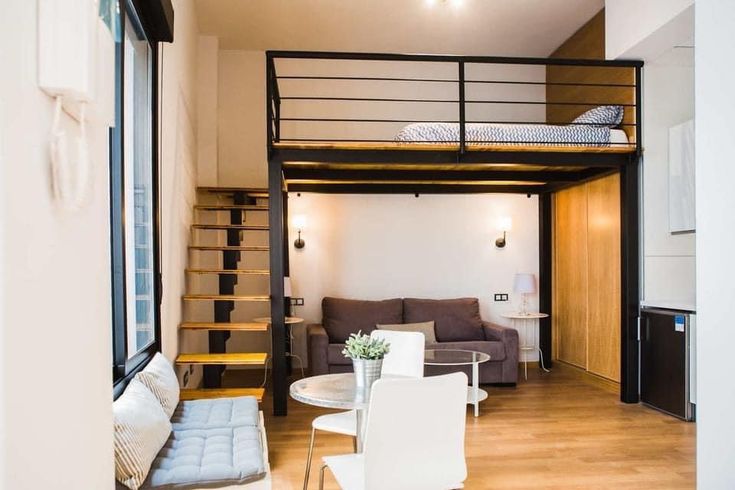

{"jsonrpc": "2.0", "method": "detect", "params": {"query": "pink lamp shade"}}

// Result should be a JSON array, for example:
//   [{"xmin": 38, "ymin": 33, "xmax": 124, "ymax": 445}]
[{"xmin": 513, "ymin": 273, "xmax": 537, "ymax": 295}]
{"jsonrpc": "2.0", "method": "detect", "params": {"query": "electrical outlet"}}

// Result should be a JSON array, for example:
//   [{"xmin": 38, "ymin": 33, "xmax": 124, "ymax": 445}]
[
  {"xmin": 290, "ymin": 297, "xmax": 305, "ymax": 306},
  {"xmin": 494, "ymin": 293, "xmax": 509, "ymax": 302}
]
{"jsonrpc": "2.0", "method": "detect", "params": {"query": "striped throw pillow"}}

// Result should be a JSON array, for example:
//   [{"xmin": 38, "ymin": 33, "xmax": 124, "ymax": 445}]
[
  {"xmin": 135, "ymin": 353, "xmax": 180, "ymax": 418},
  {"xmin": 113, "ymin": 378, "xmax": 172, "ymax": 490}
]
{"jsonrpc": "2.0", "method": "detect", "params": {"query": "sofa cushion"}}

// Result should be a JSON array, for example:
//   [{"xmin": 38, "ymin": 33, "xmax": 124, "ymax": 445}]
[
  {"xmin": 327, "ymin": 343, "xmax": 351, "ymax": 366},
  {"xmin": 426, "ymin": 340, "xmax": 506, "ymax": 362},
  {"xmin": 403, "ymin": 298, "xmax": 484, "ymax": 342},
  {"xmin": 322, "ymin": 297, "xmax": 403, "ymax": 343},
  {"xmin": 171, "ymin": 397, "xmax": 260, "ymax": 431},
  {"xmin": 114, "ymin": 378, "xmax": 173, "ymax": 490},
  {"xmin": 142, "ymin": 426, "xmax": 266, "ymax": 489},
  {"xmin": 136, "ymin": 353, "xmax": 180, "ymax": 418},
  {"xmin": 376, "ymin": 321, "xmax": 437, "ymax": 344}
]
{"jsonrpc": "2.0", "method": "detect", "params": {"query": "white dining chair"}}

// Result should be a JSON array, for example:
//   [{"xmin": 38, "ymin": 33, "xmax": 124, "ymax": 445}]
[
  {"xmin": 303, "ymin": 330, "xmax": 425, "ymax": 489},
  {"xmin": 318, "ymin": 372, "xmax": 469, "ymax": 490}
]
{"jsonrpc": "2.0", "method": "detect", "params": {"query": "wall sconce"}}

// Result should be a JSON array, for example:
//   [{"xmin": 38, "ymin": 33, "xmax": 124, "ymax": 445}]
[
  {"xmin": 293, "ymin": 214, "xmax": 306, "ymax": 249},
  {"xmin": 495, "ymin": 217, "xmax": 512, "ymax": 249}
]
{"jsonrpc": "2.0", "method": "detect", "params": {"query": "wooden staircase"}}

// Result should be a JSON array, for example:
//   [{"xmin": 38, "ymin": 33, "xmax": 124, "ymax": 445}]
[{"xmin": 176, "ymin": 187, "xmax": 272, "ymax": 402}]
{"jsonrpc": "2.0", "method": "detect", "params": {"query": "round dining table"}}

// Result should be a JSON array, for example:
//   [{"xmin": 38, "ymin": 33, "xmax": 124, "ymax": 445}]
[{"xmin": 290, "ymin": 372, "xmax": 376, "ymax": 452}]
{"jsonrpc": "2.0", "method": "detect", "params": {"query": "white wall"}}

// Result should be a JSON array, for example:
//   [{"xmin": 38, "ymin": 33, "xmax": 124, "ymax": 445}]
[
  {"xmin": 196, "ymin": 36, "xmax": 219, "ymax": 187},
  {"xmin": 0, "ymin": 0, "xmax": 202, "ymax": 487},
  {"xmin": 0, "ymin": 1, "xmax": 114, "ymax": 488},
  {"xmin": 218, "ymin": 50, "xmax": 267, "ymax": 186},
  {"xmin": 287, "ymin": 193, "xmax": 540, "ymax": 362},
  {"xmin": 159, "ymin": 0, "xmax": 204, "ymax": 387},
  {"xmin": 696, "ymin": 1, "xmax": 735, "ymax": 486},
  {"xmin": 605, "ymin": 0, "xmax": 694, "ymax": 59},
  {"xmin": 642, "ymin": 56, "xmax": 695, "ymax": 307}
]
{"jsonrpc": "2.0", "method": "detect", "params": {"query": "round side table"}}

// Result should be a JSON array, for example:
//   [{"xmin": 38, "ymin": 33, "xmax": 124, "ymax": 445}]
[
  {"xmin": 501, "ymin": 312, "xmax": 550, "ymax": 380},
  {"xmin": 253, "ymin": 316, "xmax": 305, "ymax": 386}
]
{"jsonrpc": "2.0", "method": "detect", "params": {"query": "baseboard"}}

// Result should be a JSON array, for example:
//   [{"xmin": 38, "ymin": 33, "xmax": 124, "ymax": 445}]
[{"xmin": 553, "ymin": 360, "xmax": 620, "ymax": 395}]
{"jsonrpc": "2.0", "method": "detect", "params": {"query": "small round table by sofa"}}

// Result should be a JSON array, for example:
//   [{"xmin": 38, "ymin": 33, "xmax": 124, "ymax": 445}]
[
  {"xmin": 254, "ymin": 316, "xmax": 305, "ymax": 386},
  {"xmin": 424, "ymin": 349, "xmax": 491, "ymax": 417},
  {"xmin": 500, "ymin": 312, "xmax": 550, "ymax": 380}
]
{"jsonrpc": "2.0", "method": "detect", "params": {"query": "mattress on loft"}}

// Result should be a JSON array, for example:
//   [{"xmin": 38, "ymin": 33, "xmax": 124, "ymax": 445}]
[{"xmin": 394, "ymin": 122, "xmax": 629, "ymax": 147}]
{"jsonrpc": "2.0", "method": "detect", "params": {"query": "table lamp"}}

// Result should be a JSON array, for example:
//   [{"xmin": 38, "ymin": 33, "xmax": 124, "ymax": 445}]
[{"xmin": 513, "ymin": 273, "xmax": 537, "ymax": 315}]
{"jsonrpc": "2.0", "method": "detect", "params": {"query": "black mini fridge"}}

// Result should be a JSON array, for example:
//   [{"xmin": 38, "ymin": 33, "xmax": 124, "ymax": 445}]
[{"xmin": 640, "ymin": 307, "xmax": 696, "ymax": 421}]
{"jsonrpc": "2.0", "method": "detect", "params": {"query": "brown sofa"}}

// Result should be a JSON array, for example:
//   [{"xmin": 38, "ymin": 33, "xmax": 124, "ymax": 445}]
[{"xmin": 307, "ymin": 297, "xmax": 519, "ymax": 385}]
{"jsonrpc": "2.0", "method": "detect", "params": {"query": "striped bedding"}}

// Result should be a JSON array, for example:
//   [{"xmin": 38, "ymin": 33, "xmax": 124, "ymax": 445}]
[{"xmin": 394, "ymin": 122, "xmax": 618, "ymax": 147}]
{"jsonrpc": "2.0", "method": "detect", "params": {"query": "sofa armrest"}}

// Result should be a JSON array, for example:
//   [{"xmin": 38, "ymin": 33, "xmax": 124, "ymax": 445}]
[
  {"xmin": 307, "ymin": 324, "xmax": 330, "ymax": 376},
  {"xmin": 482, "ymin": 321, "xmax": 518, "ymax": 347}
]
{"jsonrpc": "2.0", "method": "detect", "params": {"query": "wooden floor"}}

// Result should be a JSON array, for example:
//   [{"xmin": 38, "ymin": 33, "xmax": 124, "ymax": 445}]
[{"xmin": 225, "ymin": 365, "xmax": 695, "ymax": 489}]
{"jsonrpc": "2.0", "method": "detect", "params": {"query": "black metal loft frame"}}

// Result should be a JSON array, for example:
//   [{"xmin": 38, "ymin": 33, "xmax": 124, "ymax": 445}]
[{"xmin": 266, "ymin": 51, "xmax": 643, "ymax": 415}]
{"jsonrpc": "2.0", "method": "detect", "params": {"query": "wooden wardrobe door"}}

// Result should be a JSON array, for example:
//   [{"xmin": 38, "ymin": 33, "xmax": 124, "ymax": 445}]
[
  {"xmin": 553, "ymin": 184, "xmax": 589, "ymax": 369},
  {"xmin": 586, "ymin": 173, "xmax": 621, "ymax": 382}
]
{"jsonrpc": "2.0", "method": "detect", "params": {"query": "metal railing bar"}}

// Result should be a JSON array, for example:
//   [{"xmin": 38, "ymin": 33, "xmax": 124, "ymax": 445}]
[
  {"xmin": 467, "ymin": 100, "xmax": 636, "ymax": 107},
  {"xmin": 277, "ymin": 75, "xmax": 635, "ymax": 89},
  {"xmin": 277, "ymin": 138, "xmax": 634, "ymax": 145},
  {"xmin": 279, "ymin": 117, "xmax": 637, "ymax": 127},
  {"xmin": 267, "ymin": 50, "xmax": 644, "ymax": 68},
  {"xmin": 280, "ymin": 96, "xmax": 635, "ymax": 107},
  {"xmin": 280, "ymin": 96, "xmax": 458, "ymax": 103},
  {"xmin": 467, "ymin": 80, "xmax": 635, "ymax": 88},
  {"xmin": 277, "ymin": 75, "xmax": 457, "ymax": 83}
]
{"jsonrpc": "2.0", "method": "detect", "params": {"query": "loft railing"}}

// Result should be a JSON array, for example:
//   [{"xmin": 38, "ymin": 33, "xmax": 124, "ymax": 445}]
[{"xmin": 266, "ymin": 51, "xmax": 642, "ymax": 155}]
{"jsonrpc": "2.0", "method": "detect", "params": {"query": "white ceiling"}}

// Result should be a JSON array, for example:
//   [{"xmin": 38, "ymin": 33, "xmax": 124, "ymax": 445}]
[{"xmin": 194, "ymin": 0, "xmax": 604, "ymax": 57}]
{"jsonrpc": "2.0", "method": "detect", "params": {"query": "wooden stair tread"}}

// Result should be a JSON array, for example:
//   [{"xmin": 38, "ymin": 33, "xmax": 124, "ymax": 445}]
[
  {"xmin": 186, "ymin": 268, "xmax": 269, "ymax": 275},
  {"xmin": 194, "ymin": 205, "xmax": 269, "ymax": 211},
  {"xmin": 176, "ymin": 352, "xmax": 268, "ymax": 365},
  {"xmin": 192, "ymin": 224, "xmax": 269, "ymax": 230},
  {"xmin": 179, "ymin": 388, "xmax": 265, "ymax": 402},
  {"xmin": 180, "ymin": 322, "xmax": 268, "ymax": 331},
  {"xmin": 183, "ymin": 294, "xmax": 270, "ymax": 301},
  {"xmin": 189, "ymin": 246, "xmax": 269, "ymax": 251}
]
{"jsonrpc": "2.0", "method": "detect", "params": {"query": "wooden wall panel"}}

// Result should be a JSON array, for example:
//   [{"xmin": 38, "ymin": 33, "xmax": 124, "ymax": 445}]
[
  {"xmin": 552, "ymin": 184, "xmax": 588, "ymax": 369},
  {"xmin": 586, "ymin": 173, "xmax": 621, "ymax": 382},
  {"xmin": 545, "ymin": 10, "xmax": 638, "ymax": 144}
]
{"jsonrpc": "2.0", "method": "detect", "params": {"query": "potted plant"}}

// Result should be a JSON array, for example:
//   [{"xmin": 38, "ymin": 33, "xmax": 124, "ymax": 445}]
[{"xmin": 342, "ymin": 331, "xmax": 390, "ymax": 389}]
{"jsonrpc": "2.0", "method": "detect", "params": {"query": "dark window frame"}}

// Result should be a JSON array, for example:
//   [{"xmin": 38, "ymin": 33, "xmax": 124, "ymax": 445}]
[{"xmin": 111, "ymin": 0, "xmax": 162, "ymax": 397}]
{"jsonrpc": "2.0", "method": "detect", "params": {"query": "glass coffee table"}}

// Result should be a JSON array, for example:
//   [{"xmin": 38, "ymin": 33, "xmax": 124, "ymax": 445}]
[{"xmin": 424, "ymin": 349, "xmax": 491, "ymax": 417}]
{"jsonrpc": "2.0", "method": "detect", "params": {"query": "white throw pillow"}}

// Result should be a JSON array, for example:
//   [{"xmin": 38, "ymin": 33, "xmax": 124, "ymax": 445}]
[
  {"xmin": 376, "ymin": 321, "xmax": 437, "ymax": 344},
  {"xmin": 113, "ymin": 378, "xmax": 172, "ymax": 490},
  {"xmin": 135, "ymin": 352, "xmax": 180, "ymax": 418}
]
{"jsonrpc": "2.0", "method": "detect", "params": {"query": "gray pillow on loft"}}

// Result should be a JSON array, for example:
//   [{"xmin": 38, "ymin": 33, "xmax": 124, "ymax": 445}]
[{"xmin": 572, "ymin": 105, "xmax": 624, "ymax": 128}]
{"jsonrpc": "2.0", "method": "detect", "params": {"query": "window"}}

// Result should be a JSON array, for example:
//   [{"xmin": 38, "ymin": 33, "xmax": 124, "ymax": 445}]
[{"xmin": 111, "ymin": 0, "xmax": 161, "ymax": 386}]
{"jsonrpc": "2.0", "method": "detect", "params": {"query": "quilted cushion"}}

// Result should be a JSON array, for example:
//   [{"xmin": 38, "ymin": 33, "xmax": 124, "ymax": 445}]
[
  {"xmin": 136, "ymin": 353, "xmax": 180, "ymax": 418},
  {"xmin": 377, "ymin": 321, "xmax": 437, "ymax": 344},
  {"xmin": 322, "ymin": 297, "xmax": 403, "ymax": 343},
  {"xmin": 403, "ymin": 298, "xmax": 484, "ymax": 342},
  {"xmin": 572, "ymin": 105, "xmax": 624, "ymax": 128},
  {"xmin": 171, "ymin": 397, "xmax": 260, "ymax": 431},
  {"xmin": 114, "ymin": 379, "xmax": 172, "ymax": 490},
  {"xmin": 142, "ymin": 426, "xmax": 266, "ymax": 489}
]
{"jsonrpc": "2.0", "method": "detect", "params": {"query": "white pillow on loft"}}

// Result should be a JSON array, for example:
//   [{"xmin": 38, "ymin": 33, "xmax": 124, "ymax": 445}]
[
  {"xmin": 135, "ymin": 352, "xmax": 180, "ymax": 418},
  {"xmin": 113, "ymin": 378, "xmax": 172, "ymax": 490},
  {"xmin": 572, "ymin": 105, "xmax": 624, "ymax": 128}
]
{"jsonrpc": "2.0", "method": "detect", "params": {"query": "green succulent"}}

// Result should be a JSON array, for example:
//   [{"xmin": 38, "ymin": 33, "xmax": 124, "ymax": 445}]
[{"xmin": 342, "ymin": 331, "xmax": 390, "ymax": 360}]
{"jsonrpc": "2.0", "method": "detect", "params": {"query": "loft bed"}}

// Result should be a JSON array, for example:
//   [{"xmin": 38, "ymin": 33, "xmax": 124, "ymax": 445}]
[{"xmin": 265, "ymin": 51, "xmax": 643, "ymax": 416}]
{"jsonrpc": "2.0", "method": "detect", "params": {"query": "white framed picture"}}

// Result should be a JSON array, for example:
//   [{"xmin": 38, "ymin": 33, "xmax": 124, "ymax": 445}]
[{"xmin": 669, "ymin": 119, "xmax": 695, "ymax": 233}]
